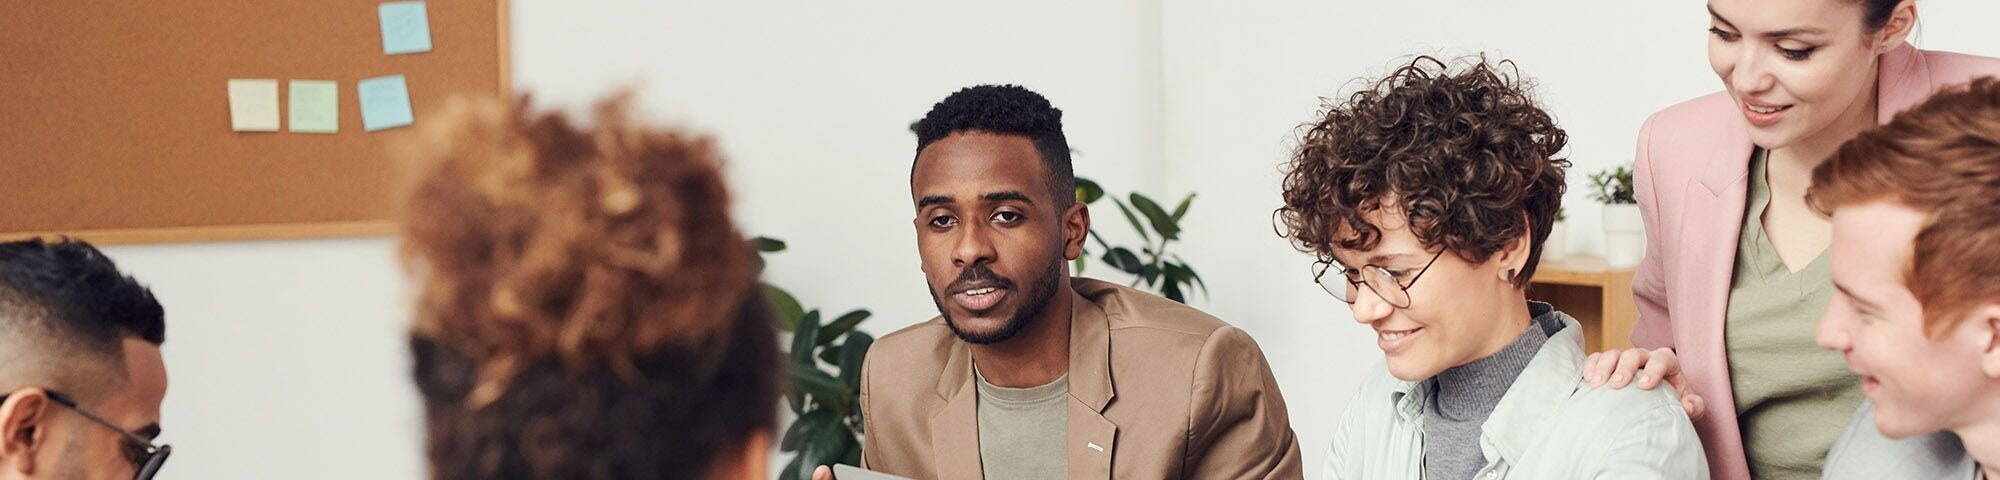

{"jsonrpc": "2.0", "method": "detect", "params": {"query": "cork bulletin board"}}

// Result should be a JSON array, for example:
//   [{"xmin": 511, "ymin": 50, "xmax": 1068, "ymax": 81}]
[{"xmin": 0, "ymin": 0, "xmax": 508, "ymax": 244}]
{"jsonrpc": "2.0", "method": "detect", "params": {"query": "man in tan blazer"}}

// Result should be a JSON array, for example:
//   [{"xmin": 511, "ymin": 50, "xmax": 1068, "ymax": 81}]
[{"xmin": 815, "ymin": 84, "xmax": 1301, "ymax": 480}]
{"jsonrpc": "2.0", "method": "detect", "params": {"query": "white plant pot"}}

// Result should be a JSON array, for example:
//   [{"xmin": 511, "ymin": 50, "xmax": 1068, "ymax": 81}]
[
  {"xmin": 1543, "ymin": 220, "xmax": 1570, "ymax": 260},
  {"xmin": 1602, "ymin": 204, "xmax": 1645, "ymax": 267}
]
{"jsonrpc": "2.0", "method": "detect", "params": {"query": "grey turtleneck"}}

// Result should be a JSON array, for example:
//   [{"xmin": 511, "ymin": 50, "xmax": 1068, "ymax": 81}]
[{"xmin": 1422, "ymin": 302, "xmax": 1564, "ymax": 480}]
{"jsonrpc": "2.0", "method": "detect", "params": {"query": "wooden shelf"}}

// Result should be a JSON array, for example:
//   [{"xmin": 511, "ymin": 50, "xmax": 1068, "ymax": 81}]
[{"xmin": 1529, "ymin": 255, "xmax": 1638, "ymax": 353}]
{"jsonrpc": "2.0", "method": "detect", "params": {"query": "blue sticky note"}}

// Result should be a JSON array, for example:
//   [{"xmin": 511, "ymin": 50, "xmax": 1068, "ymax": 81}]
[
  {"xmin": 378, "ymin": 1, "xmax": 432, "ymax": 55},
  {"xmin": 358, "ymin": 75, "xmax": 414, "ymax": 131}
]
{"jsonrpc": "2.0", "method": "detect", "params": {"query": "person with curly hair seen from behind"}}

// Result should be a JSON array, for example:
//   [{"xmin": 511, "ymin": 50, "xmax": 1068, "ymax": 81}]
[
  {"xmin": 1283, "ymin": 56, "xmax": 1708, "ymax": 479},
  {"xmin": 397, "ymin": 94, "xmax": 781, "ymax": 480}
]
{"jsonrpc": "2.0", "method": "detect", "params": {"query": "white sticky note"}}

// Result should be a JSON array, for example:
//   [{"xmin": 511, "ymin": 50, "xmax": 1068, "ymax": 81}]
[
  {"xmin": 227, "ymin": 79, "xmax": 280, "ymax": 132},
  {"xmin": 288, "ymin": 80, "xmax": 339, "ymax": 133},
  {"xmin": 378, "ymin": 1, "xmax": 433, "ymax": 55},
  {"xmin": 357, "ymin": 75, "xmax": 414, "ymax": 131}
]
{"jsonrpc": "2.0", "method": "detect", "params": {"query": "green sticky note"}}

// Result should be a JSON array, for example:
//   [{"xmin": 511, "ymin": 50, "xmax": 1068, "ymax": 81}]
[{"xmin": 288, "ymin": 80, "xmax": 338, "ymax": 133}]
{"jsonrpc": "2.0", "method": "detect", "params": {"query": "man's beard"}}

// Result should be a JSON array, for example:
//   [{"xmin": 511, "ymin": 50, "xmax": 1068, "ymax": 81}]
[{"xmin": 930, "ymin": 258, "xmax": 1063, "ymax": 345}]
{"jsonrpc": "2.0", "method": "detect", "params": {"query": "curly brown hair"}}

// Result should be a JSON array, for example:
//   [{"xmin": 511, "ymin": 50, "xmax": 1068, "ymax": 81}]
[
  {"xmin": 1278, "ymin": 55, "xmax": 1570, "ymax": 287},
  {"xmin": 398, "ymin": 94, "xmax": 779, "ymax": 479}
]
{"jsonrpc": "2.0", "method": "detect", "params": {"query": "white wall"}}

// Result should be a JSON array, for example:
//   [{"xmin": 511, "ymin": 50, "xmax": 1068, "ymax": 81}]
[
  {"xmin": 116, "ymin": 1, "xmax": 1167, "ymax": 479},
  {"xmin": 103, "ymin": 238, "xmax": 422, "ymax": 480},
  {"xmin": 1156, "ymin": 0, "xmax": 2000, "ymax": 475},
  {"xmin": 87, "ymin": 1, "xmax": 2000, "ymax": 479},
  {"xmin": 509, "ymin": 0, "xmax": 1169, "ymax": 334}
]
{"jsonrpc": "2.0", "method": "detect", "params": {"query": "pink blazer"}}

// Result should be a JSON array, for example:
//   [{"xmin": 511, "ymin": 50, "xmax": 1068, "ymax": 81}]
[{"xmin": 1629, "ymin": 43, "xmax": 2000, "ymax": 480}]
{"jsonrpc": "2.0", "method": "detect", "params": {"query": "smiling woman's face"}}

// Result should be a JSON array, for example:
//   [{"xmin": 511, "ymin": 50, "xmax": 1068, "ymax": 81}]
[
  {"xmin": 1330, "ymin": 206, "xmax": 1531, "ymax": 381},
  {"xmin": 1705, "ymin": 0, "xmax": 1906, "ymax": 151}
]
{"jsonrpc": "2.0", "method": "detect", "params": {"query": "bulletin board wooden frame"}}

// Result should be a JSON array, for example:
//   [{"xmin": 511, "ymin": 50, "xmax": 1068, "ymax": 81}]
[{"xmin": 0, "ymin": 0, "xmax": 510, "ymax": 245}]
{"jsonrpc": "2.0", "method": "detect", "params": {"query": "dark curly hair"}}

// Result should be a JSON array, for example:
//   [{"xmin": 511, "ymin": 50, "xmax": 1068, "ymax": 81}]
[
  {"xmin": 1277, "ymin": 56, "xmax": 1570, "ymax": 287},
  {"xmin": 399, "ymin": 94, "xmax": 780, "ymax": 479},
  {"xmin": 913, "ymin": 84, "xmax": 1074, "ymax": 206}
]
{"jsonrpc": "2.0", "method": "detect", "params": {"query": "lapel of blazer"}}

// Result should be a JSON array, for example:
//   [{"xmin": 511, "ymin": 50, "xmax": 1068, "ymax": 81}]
[
  {"xmin": 1066, "ymin": 288, "xmax": 1117, "ymax": 479},
  {"xmin": 928, "ymin": 338, "xmax": 983, "ymax": 480},
  {"xmin": 927, "ymin": 287, "xmax": 1121, "ymax": 480},
  {"xmin": 1689, "ymin": 112, "xmax": 1752, "ymax": 413}
]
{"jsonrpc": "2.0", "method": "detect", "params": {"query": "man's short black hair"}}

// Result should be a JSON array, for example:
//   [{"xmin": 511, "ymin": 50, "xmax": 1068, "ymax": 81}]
[
  {"xmin": 913, "ymin": 84, "xmax": 1076, "ymax": 206},
  {"xmin": 0, "ymin": 238, "xmax": 165, "ymax": 351}
]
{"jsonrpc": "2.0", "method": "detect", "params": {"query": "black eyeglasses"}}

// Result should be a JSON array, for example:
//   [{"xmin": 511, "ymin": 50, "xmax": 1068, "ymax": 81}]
[
  {"xmin": 0, "ymin": 391, "xmax": 170, "ymax": 480},
  {"xmin": 1311, "ymin": 250, "xmax": 1445, "ymax": 309}
]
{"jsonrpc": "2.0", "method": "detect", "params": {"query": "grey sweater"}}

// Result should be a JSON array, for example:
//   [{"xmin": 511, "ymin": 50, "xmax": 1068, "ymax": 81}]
[{"xmin": 1422, "ymin": 302, "xmax": 1564, "ymax": 480}]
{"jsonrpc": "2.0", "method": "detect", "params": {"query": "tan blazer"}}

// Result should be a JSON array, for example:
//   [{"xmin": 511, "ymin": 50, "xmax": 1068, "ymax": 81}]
[{"xmin": 858, "ymin": 277, "xmax": 1303, "ymax": 479}]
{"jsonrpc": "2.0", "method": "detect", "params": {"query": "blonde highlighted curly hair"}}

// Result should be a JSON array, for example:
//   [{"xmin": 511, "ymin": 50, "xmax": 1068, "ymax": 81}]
[{"xmin": 398, "ymin": 94, "xmax": 778, "ymax": 479}]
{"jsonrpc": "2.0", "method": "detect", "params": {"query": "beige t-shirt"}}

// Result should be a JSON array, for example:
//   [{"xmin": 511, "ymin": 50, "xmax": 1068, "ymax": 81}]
[
  {"xmin": 974, "ymin": 367, "xmax": 1068, "ymax": 480},
  {"xmin": 1726, "ymin": 149, "xmax": 1864, "ymax": 480}
]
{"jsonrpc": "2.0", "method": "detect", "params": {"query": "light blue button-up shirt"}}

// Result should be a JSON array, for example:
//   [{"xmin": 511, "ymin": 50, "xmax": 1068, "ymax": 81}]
[{"xmin": 1323, "ymin": 311, "xmax": 1709, "ymax": 479}]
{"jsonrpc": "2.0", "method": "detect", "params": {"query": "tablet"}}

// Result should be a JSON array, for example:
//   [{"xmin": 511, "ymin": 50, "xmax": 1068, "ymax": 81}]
[{"xmin": 832, "ymin": 464, "xmax": 917, "ymax": 480}]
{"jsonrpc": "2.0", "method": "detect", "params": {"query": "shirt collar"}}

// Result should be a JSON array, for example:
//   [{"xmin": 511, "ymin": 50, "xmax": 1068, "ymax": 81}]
[{"xmin": 1385, "ymin": 302, "xmax": 1585, "ymax": 457}]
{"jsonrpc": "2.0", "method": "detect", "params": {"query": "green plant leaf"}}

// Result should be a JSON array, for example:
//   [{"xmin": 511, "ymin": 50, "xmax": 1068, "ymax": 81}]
[
  {"xmin": 1088, "ymin": 230, "xmax": 1115, "ymax": 251},
  {"xmin": 1138, "ymin": 263, "xmax": 1161, "ymax": 285},
  {"xmin": 816, "ymin": 310, "xmax": 871, "ymax": 346},
  {"xmin": 781, "ymin": 455, "xmax": 804, "ymax": 480},
  {"xmin": 767, "ymin": 284, "xmax": 805, "ymax": 332},
  {"xmin": 791, "ymin": 365, "xmax": 850, "ymax": 413},
  {"xmin": 1073, "ymin": 255, "xmax": 1086, "ymax": 275},
  {"xmin": 1109, "ymin": 198, "xmax": 1153, "ymax": 244},
  {"xmin": 782, "ymin": 409, "xmax": 839, "ymax": 452},
  {"xmin": 791, "ymin": 310, "xmax": 821, "ymax": 367},
  {"xmin": 1129, "ymin": 193, "xmax": 1181, "ymax": 240},
  {"xmin": 1075, "ymin": 178, "xmax": 1105, "ymax": 205},
  {"xmin": 1166, "ymin": 260, "xmax": 1208, "ymax": 296},
  {"xmin": 798, "ymin": 418, "xmax": 857, "ymax": 479},
  {"xmin": 842, "ymin": 441, "xmax": 862, "ymax": 468},
  {"xmin": 818, "ymin": 344, "xmax": 842, "ymax": 365},
  {"xmin": 1163, "ymin": 280, "xmax": 1185, "ymax": 303},
  {"xmin": 839, "ymin": 332, "xmax": 874, "ymax": 390},
  {"xmin": 1102, "ymin": 247, "xmax": 1143, "ymax": 274},
  {"xmin": 786, "ymin": 365, "xmax": 805, "ymax": 414},
  {"xmin": 751, "ymin": 236, "xmax": 788, "ymax": 253},
  {"xmin": 1172, "ymin": 193, "xmax": 1196, "ymax": 222}
]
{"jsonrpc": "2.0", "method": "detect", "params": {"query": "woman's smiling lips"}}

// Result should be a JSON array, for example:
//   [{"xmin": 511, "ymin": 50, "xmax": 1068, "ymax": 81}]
[
  {"xmin": 1376, "ymin": 326, "xmax": 1424, "ymax": 354},
  {"xmin": 1741, "ymin": 97, "xmax": 1793, "ymax": 127}
]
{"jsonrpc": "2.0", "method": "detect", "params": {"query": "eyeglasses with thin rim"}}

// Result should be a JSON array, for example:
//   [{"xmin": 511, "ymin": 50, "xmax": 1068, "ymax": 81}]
[
  {"xmin": 0, "ymin": 390, "xmax": 170, "ymax": 480},
  {"xmin": 1311, "ymin": 250, "xmax": 1445, "ymax": 309}
]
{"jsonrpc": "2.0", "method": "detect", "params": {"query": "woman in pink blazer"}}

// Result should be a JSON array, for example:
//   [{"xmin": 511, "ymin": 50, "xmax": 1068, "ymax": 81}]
[{"xmin": 1582, "ymin": 0, "xmax": 2000, "ymax": 479}]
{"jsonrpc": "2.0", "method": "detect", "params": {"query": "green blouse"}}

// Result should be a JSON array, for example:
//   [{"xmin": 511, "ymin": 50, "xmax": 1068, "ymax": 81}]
[{"xmin": 1725, "ymin": 149, "xmax": 1865, "ymax": 480}]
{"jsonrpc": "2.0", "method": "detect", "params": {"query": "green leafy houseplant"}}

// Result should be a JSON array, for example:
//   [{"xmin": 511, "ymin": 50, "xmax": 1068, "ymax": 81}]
[
  {"xmin": 1587, "ymin": 165, "xmax": 1636, "ymax": 204},
  {"xmin": 1590, "ymin": 164, "xmax": 1646, "ymax": 266},
  {"xmin": 1073, "ymin": 177, "xmax": 1206, "ymax": 303},
  {"xmin": 752, "ymin": 237, "xmax": 872, "ymax": 480}
]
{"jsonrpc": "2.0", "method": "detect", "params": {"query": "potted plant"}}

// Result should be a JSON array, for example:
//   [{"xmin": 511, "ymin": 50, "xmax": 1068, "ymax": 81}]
[
  {"xmin": 1589, "ymin": 165, "xmax": 1643, "ymax": 267},
  {"xmin": 1072, "ymin": 178, "xmax": 1205, "ymax": 303},
  {"xmin": 752, "ymin": 237, "xmax": 873, "ymax": 480}
]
